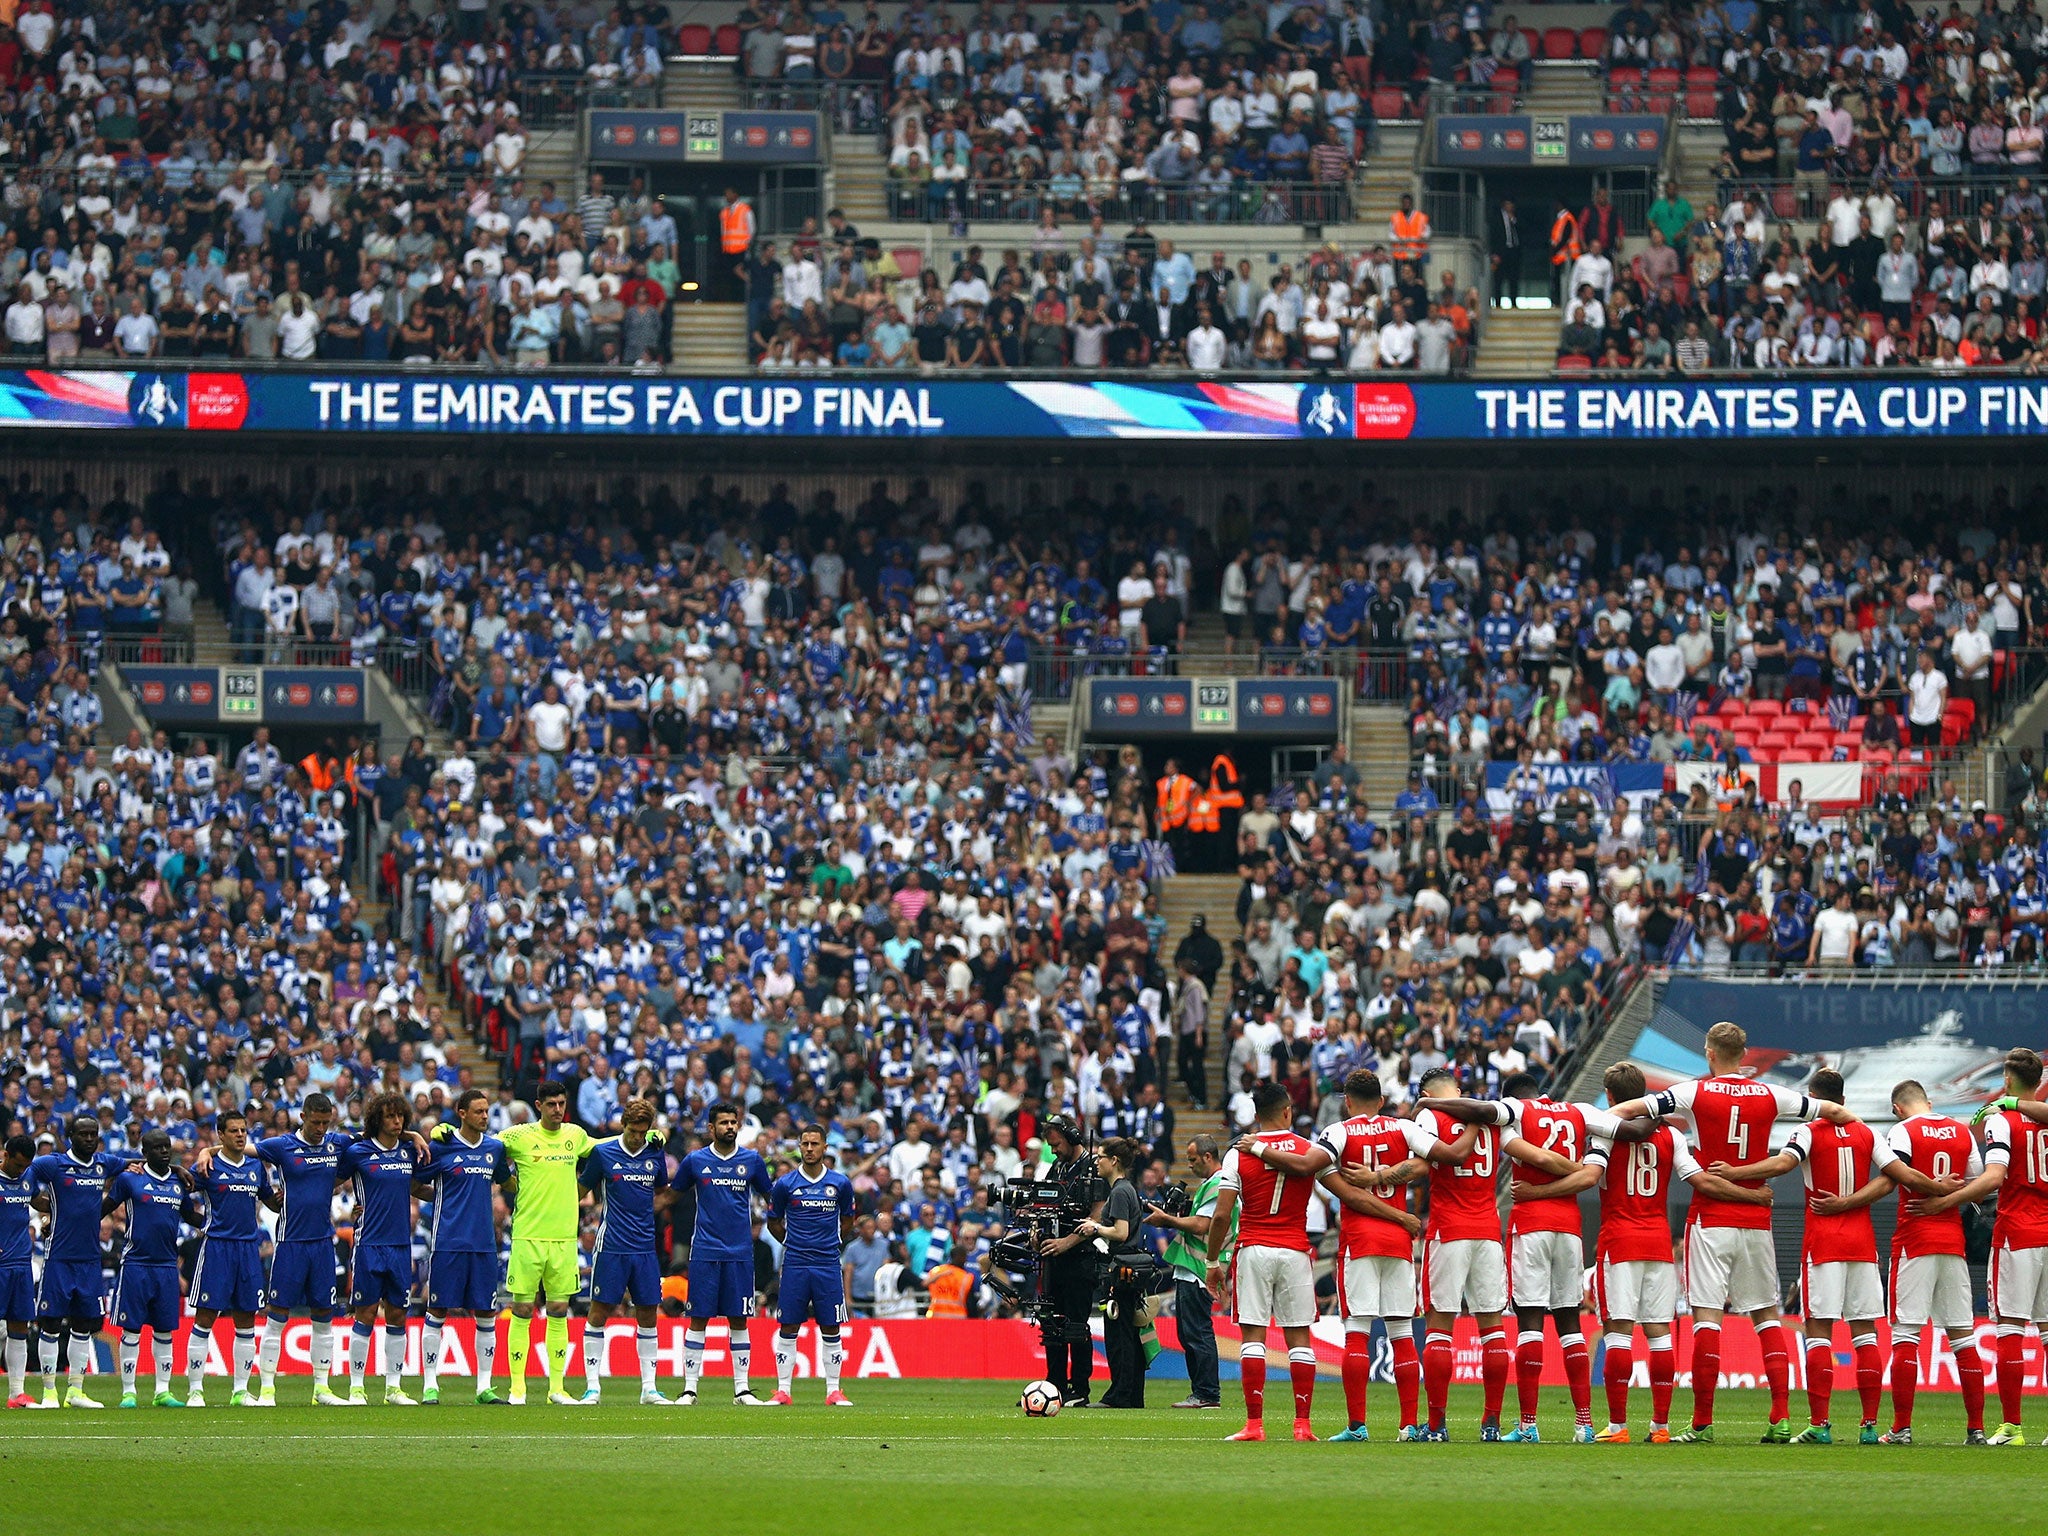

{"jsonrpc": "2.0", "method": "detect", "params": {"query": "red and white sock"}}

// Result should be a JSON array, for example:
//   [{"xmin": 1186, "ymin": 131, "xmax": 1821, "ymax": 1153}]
[
  {"xmin": 1804, "ymin": 1337, "xmax": 1834, "ymax": 1426},
  {"xmin": 1342, "ymin": 1329, "xmax": 1370, "ymax": 1428},
  {"xmin": 1287, "ymin": 1347, "xmax": 1316, "ymax": 1423},
  {"xmin": 1647, "ymin": 1333, "xmax": 1675, "ymax": 1428},
  {"xmin": 1889, "ymin": 1333, "xmax": 1919, "ymax": 1431},
  {"xmin": 1239, "ymin": 1342, "xmax": 1267, "ymax": 1425},
  {"xmin": 1689, "ymin": 1323, "xmax": 1720, "ymax": 1428},
  {"xmin": 1852, "ymin": 1331, "xmax": 1883, "ymax": 1425},
  {"xmin": 1602, "ymin": 1332, "xmax": 1633, "ymax": 1428},
  {"xmin": 1560, "ymin": 1332, "xmax": 1592, "ymax": 1427},
  {"xmin": 1391, "ymin": 1332, "xmax": 1421, "ymax": 1429},
  {"xmin": 1756, "ymin": 1318, "xmax": 1790, "ymax": 1422},
  {"xmin": 1480, "ymin": 1328, "xmax": 1510, "ymax": 1422},
  {"xmin": 1423, "ymin": 1330, "xmax": 1453, "ymax": 1429},
  {"xmin": 1515, "ymin": 1330, "xmax": 1544, "ymax": 1425},
  {"xmin": 1956, "ymin": 1335, "xmax": 1987, "ymax": 1432},
  {"xmin": 1997, "ymin": 1325, "xmax": 2027, "ymax": 1428}
]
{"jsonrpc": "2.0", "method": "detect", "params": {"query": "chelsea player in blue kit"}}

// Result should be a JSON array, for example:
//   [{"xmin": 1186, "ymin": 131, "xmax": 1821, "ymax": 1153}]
[
  {"xmin": 416, "ymin": 1088, "xmax": 514, "ymax": 1405},
  {"xmin": 29, "ymin": 1113, "xmax": 130, "ymax": 1407},
  {"xmin": 767, "ymin": 1124, "xmax": 857, "ymax": 1406},
  {"xmin": 2, "ymin": 1134, "xmax": 41, "ymax": 1406},
  {"xmin": 673, "ymin": 1101, "xmax": 773, "ymax": 1406},
  {"xmin": 579, "ymin": 1098, "xmax": 676, "ymax": 1405},
  {"xmin": 251, "ymin": 1092, "xmax": 352, "ymax": 1405},
  {"xmin": 186, "ymin": 1107, "xmax": 275, "ymax": 1408},
  {"xmin": 341, "ymin": 1092, "xmax": 430, "ymax": 1406},
  {"xmin": 104, "ymin": 1130, "xmax": 204, "ymax": 1407}
]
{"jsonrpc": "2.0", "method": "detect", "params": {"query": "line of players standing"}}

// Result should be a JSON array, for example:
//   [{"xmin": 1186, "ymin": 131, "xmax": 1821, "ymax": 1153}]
[{"xmin": 1197, "ymin": 1021, "xmax": 2048, "ymax": 1448}]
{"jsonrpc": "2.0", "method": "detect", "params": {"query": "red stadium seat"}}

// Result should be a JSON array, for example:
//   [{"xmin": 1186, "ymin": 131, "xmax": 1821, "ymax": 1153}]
[
  {"xmin": 1580, "ymin": 26, "xmax": 1608, "ymax": 57},
  {"xmin": 1771, "ymin": 186, "xmax": 1799, "ymax": 219},
  {"xmin": 1555, "ymin": 353, "xmax": 1592, "ymax": 370},
  {"xmin": 1648, "ymin": 67, "xmax": 1681, "ymax": 90},
  {"xmin": 891, "ymin": 246, "xmax": 924, "ymax": 279},
  {"xmin": 1747, "ymin": 699, "xmax": 1782, "ymax": 718},
  {"xmin": 1747, "ymin": 745, "xmax": 1778, "ymax": 764},
  {"xmin": 1343, "ymin": 57, "xmax": 1374, "ymax": 88},
  {"xmin": 714, "ymin": 23, "xmax": 742, "ymax": 53},
  {"xmin": 1371, "ymin": 87, "xmax": 1411, "ymax": 120},
  {"xmin": 678, "ymin": 23, "xmax": 712, "ymax": 52},
  {"xmin": 1542, "ymin": 27, "xmax": 1577, "ymax": 58},
  {"xmin": 1609, "ymin": 66, "xmax": 1642, "ymax": 87},
  {"xmin": 1685, "ymin": 90, "xmax": 1717, "ymax": 118}
]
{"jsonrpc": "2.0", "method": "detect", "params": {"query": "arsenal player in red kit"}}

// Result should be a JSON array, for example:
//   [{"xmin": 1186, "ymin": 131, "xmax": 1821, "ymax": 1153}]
[
  {"xmin": 1585, "ymin": 1063, "xmax": 1768, "ymax": 1443},
  {"xmin": 1207, "ymin": 1082, "xmax": 1321, "ymax": 1443},
  {"xmin": 1919, "ymin": 1047, "xmax": 2048, "ymax": 1444},
  {"xmin": 1613, "ymin": 1020, "xmax": 1855, "ymax": 1443}
]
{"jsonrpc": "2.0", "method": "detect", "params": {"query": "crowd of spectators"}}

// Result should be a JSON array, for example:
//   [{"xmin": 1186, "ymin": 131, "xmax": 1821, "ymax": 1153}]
[
  {"xmin": 746, "ymin": 210, "xmax": 1480, "ymax": 369},
  {"xmin": 724, "ymin": 0, "xmax": 1380, "ymax": 222},
  {"xmin": 0, "ymin": 0, "xmax": 691, "ymax": 368},
  {"xmin": 1531, "ymin": 0, "xmax": 2048, "ymax": 369}
]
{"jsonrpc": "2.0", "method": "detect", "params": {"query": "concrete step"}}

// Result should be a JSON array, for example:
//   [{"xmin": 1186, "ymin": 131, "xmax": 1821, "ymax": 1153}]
[
  {"xmin": 673, "ymin": 301, "xmax": 750, "ymax": 368},
  {"xmin": 662, "ymin": 60, "xmax": 744, "ymax": 111},
  {"xmin": 1351, "ymin": 704, "xmax": 1409, "ymax": 811}
]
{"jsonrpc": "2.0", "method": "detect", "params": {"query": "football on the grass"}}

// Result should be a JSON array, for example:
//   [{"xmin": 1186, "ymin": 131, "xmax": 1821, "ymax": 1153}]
[{"xmin": 1020, "ymin": 1380, "xmax": 1062, "ymax": 1417}]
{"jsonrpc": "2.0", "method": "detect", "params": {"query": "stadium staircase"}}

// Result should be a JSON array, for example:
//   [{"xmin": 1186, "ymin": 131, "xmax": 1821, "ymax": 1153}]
[
  {"xmin": 1523, "ymin": 61, "xmax": 1608, "ymax": 116},
  {"xmin": 1154, "ymin": 874, "xmax": 1239, "ymax": 1134},
  {"xmin": 1471, "ymin": 307, "xmax": 1563, "ymax": 376},
  {"xmin": 1350, "ymin": 703, "xmax": 1409, "ymax": 810},
  {"xmin": 673, "ymin": 303, "xmax": 751, "ymax": 367}
]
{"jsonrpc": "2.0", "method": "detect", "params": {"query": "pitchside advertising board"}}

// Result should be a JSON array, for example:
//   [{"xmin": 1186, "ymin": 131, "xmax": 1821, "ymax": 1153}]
[
  {"xmin": 16, "ymin": 369, "xmax": 2048, "ymax": 442},
  {"xmin": 123, "ymin": 664, "xmax": 365, "ymax": 725},
  {"xmin": 129, "ymin": 1314, "xmax": 2009, "ymax": 1393}
]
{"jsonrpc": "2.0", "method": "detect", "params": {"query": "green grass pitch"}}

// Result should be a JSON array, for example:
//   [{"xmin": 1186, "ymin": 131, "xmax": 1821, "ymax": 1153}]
[{"xmin": 0, "ymin": 1383, "xmax": 2032, "ymax": 1534}]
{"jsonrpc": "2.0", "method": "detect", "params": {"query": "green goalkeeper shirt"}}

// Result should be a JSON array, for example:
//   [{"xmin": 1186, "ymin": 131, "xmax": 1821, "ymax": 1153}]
[{"xmin": 499, "ymin": 1121, "xmax": 595, "ymax": 1243}]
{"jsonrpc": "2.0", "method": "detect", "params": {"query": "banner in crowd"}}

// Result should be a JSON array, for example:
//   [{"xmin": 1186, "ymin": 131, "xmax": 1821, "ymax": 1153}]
[
  {"xmin": 1671, "ymin": 759, "xmax": 1866, "ymax": 804},
  {"xmin": 1482, "ymin": 760, "xmax": 1663, "ymax": 813},
  {"xmin": 131, "ymin": 1314, "xmax": 2016, "ymax": 1394},
  {"xmin": 21, "ymin": 370, "xmax": 2048, "ymax": 444},
  {"xmin": 1618, "ymin": 976, "xmax": 2034, "ymax": 1122}
]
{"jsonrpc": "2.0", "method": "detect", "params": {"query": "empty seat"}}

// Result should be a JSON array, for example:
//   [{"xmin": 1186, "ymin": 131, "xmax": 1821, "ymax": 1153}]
[
  {"xmin": 1542, "ymin": 27, "xmax": 1577, "ymax": 58},
  {"xmin": 678, "ymin": 23, "xmax": 712, "ymax": 52}
]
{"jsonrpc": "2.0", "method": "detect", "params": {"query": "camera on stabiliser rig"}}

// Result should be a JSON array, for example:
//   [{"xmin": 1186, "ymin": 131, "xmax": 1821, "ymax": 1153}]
[{"xmin": 985, "ymin": 1168, "xmax": 1102, "ymax": 1320}]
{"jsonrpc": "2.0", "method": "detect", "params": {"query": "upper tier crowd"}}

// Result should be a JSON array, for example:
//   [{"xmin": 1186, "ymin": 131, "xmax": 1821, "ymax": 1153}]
[{"xmin": 1526, "ymin": 0, "xmax": 2048, "ymax": 369}]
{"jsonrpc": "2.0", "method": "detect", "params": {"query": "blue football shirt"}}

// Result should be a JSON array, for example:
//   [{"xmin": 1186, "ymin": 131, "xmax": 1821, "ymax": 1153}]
[
  {"xmin": 256, "ymin": 1131, "xmax": 352, "ymax": 1243},
  {"xmin": 340, "ymin": 1136, "xmax": 425, "ymax": 1249},
  {"xmin": 675, "ymin": 1145, "xmax": 771, "ymax": 1261},
  {"xmin": 422, "ymin": 1132, "xmax": 511, "ymax": 1254},
  {"xmin": 770, "ymin": 1167, "xmax": 854, "ymax": 1270},
  {"xmin": 31, "ymin": 1150, "xmax": 128, "ymax": 1261},
  {"xmin": 582, "ymin": 1137, "xmax": 669, "ymax": 1256},
  {"xmin": 109, "ymin": 1168, "xmax": 198, "ymax": 1266},
  {"xmin": 196, "ymin": 1152, "xmax": 271, "ymax": 1242},
  {"xmin": 0, "ymin": 1167, "xmax": 35, "ymax": 1266}
]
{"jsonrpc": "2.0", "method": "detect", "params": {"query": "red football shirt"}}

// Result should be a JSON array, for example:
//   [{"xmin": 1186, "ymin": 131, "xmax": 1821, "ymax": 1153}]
[
  {"xmin": 1496, "ymin": 1096, "xmax": 1622, "ymax": 1236},
  {"xmin": 1884, "ymin": 1114, "xmax": 1983, "ymax": 1259},
  {"xmin": 1219, "ymin": 1132, "xmax": 1315, "ymax": 1254},
  {"xmin": 1786, "ymin": 1119, "xmax": 1879, "ymax": 1265},
  {"xmin": 1418, "ymin": 1104, "xmax": 1501, "ymax": 1243},
  {"xmin": 1985, "ymin": 1109, "xmax": 2048, "ymax": 1250},
  {"xmin": 1590, "ymin": 1123, "xmax": 1697, "ymax": 1263},
  {"xmin": 1315, "ymin": 1113, "xmax": 1441, "ymax": 1259},
  {"xmin": 1652, "ymin": 1075, "xmax": 1814, "ymax": 1231}
]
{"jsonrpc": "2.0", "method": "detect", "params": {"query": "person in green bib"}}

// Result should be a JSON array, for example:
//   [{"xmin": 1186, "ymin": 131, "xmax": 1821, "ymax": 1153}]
[{"xmin": 1147, "ymin": 1133, "xmax": 1233, "ymax": 1409}]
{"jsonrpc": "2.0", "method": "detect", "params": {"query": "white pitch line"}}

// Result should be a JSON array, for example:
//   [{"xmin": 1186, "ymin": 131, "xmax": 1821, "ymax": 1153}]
[{"xmin": 0, "ymin": 1431, "xmax": 1195, "ymax": 1444}]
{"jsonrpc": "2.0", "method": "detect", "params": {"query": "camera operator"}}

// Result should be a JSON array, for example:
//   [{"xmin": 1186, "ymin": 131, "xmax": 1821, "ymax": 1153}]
[
  {"xmin": 1077, "ymin": 1136, "xmax": 1150, "ymax": 1408},
  {"xmin": 1145, "ymin": 1133, "xmax": 1230, "ymax": 1409},
  {"xmin": 1033, "ymin": 1114, "xmax": 1105, "ymax": 1408}
]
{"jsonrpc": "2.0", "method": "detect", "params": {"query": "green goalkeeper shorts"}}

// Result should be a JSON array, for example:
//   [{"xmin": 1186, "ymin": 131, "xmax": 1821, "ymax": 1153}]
[{"xmin": 505, "ymin": 1239, "xmax": 580, "ymax": 1302}]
